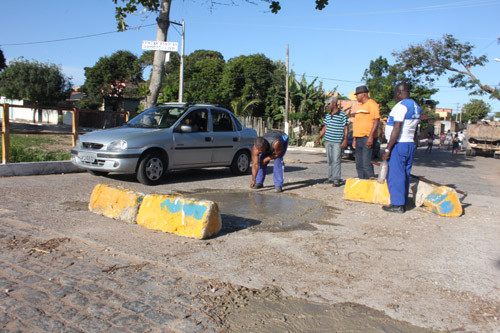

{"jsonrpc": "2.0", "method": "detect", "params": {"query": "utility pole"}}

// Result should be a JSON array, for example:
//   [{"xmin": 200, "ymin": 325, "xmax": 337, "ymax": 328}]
[
  {"xmin": 170, "ymin": 20, "xmax": 185, "ymax": 103},
  {"xmin": 284, "ymin": 44, "xmax": 289, "ymax": 135}
]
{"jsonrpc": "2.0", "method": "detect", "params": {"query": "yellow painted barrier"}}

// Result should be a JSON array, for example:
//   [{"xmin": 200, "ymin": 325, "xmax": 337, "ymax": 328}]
[
  {"xmin": 343, "ymin": 178, "xmax": 391, "ymax": 205},
  {"xmin": 136, "ymin": 194, "xmax": 222, "ymax": 240},
  {"xmin": 422, "ymin": 186, "xmax": 463, "ymax": 217},
  {"xmin": 89, "ymin": 184, "xmax": 144, "ymax": 223}
]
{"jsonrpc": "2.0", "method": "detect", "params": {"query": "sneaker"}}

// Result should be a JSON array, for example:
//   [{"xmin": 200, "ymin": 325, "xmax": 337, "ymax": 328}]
[
  {"xmin": 252, "ymin": 183, "xmax": 263, "ymax": 189},
  {"xmin": 333, "ymin": 179, "xmax": 345, "ymax": 187},
  {"xmin": 382, "ymin": 205, "xmax": 406, "ymax": 213},
  {"xmin": 274, "ymin": 186, "xmax": 283, "ymax": 193},
  {"xmin": 323, "ymin": 179, "xmax": 334, "ymax": 184}
]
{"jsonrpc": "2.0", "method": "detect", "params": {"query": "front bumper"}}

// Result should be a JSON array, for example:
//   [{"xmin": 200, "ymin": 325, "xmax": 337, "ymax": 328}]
[{"xmin": 71, "ymin": 148, "xmax": 141, "ymax": 173}]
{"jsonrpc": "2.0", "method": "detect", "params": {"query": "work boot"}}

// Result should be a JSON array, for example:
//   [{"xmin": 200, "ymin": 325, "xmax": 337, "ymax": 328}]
[
  {"xmin": 252, "ymin": 183, "xmax": 263, "ymax": 189},
  {"xmin": 333, "ymin": 179, "xmax": 345, "ymax": 187},
  {"xmin": 274, "ymin": 186, "xmax": 283, "ymax": 193},
  {"xmin": 382, "ymin": 205, "xmax": 406, "ymax": 213},
  {"xmin": 323, "ymin": 179, "xmax": 334, "ymax": 184}
]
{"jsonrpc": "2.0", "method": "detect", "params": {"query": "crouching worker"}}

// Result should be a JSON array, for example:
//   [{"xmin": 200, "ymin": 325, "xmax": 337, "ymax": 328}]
[{"xmin": 250, "ymin": 130, "xmax": 289, "ymax": 193}]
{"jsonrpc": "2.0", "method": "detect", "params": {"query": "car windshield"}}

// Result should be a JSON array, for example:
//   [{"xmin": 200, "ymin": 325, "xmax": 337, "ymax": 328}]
[{"xmin": 126, "ymin": 106, "xmax": 188, "ymax": 129}]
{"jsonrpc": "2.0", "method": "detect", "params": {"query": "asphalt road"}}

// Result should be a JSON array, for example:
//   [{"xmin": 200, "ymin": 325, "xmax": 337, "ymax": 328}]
[{"xmin": 0, "ymin": 146, "xmax": 499, "ymax": 332}]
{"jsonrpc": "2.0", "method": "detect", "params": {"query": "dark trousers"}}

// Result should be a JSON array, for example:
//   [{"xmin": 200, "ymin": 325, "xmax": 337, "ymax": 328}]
[{"xmin": 355, "ymin": 136, "xmax": 374, "ymax": 179}]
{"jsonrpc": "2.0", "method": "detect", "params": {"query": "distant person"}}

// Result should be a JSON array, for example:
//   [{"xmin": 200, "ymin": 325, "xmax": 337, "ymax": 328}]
[
  {"xmin": 425, "ymin": 133, "xmax": 434, "ymax": 154},
  {"xmin": 315, "ymin": 96, "xmax": 349, "ymax": 187},
  {"xmin": 250, "ymin": 130, "xmax": 289, "ymax": 193},
  {"xmin": 445, "ymin": 130, "xmax": 453, "ymax": 150},
  {"xmin": 382, "ymin": 83, "xmax": 421, "ymax": 214},
  {"xmin": 439, "ymin": 132, "xmax": 445, "ymax": 149},
  {"xmin": 458, "ymin": 131, "xmax": 465, "ymax": 151},
  {"xmin": 352, "ymin": 85, "xmax": 380, "ymax": 179},
  {"xmin": 452, "ymin": 133, "xmax": 460, "ymax": 154}
]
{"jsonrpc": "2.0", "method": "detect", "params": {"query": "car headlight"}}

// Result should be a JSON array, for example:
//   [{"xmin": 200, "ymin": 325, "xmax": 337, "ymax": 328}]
[{"xmin": 107, "ymin": 140, "xmax": 127, "ymax": 151}]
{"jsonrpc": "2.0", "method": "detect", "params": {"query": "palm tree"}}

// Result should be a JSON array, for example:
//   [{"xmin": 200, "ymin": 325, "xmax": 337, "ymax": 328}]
[{"xmin": 230, "ymin": 97, "xmax": 261, "ymax": 117}]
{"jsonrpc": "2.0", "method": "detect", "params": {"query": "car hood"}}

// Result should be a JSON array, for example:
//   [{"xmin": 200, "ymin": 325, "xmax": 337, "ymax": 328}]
[{"xmin": 79, "ymin": 127, "xmax": 172, "ymax": 144}]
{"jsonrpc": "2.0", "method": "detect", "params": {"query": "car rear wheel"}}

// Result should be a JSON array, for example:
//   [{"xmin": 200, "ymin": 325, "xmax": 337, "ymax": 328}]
[
  {"xmin": 137, "ymin": 152, "xmax": 166, "ymax": 185},
  {"xmin": 87, "ymin": 170, "xmax": 109, "ymax": 177},
  {"xmin": 230, "ymin": 150, "xmax": 250, "ymax": 175}
]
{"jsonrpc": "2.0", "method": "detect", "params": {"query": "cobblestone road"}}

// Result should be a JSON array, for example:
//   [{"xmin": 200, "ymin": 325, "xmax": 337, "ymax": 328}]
[{"xmin": 0, "ymin": 217, "xmax": 228, "ymax": 332}]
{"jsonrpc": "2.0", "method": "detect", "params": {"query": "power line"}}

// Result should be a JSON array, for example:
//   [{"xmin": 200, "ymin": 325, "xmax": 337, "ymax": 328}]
[{"xmin": 0, "ymin": 24, "xmax": 156, "ymax": 47}]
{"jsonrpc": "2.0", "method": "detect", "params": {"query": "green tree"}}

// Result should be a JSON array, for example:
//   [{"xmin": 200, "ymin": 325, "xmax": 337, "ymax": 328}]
[
  {"xmin": 0, "ymin": 58, "xmax": 72, "ymax": 123},
  {"xmin": 287, "ymin": 74, "xmax": 325, "ymax": 132},
  {"xmin": 393, "ymin": 34, "xmax": 499, "ymax": 101},
  {"xmin": 183, "ymin": 50, "xmax": 225, "ymax": 103},
  {"xmin": 230, "ymin": 97, "xmax": 261, "ymax": 117},
  {"xmin": 221, "ymin": 54, "xmax": 276, "ymax": 116},
  {"xmin": 0, "ymin": 48, "xmax": 6, "ymax": 71},
  {"xmin": 461, "ymin": 99, "xmax": 491, "ymax": 122},
  {"xmin": 362, "ymin": 56, "xmax": 438, "ymax": 117},
  {"xmin": 80, "ymin": 50, "xmax": 143, "ymax": 110},
  {"xmin": 113, "ymin": 0, "xmax": 331, "ymax": 108}
]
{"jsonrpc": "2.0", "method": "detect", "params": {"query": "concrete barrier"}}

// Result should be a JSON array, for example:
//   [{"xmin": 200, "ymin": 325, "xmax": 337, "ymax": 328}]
[
  {"xmin": 343, "ymin": 178, "xmax": 391, "ymax": 205},
  {"xmin": 136, "ymin": 194, "xmax": 222, "ymax": 240},
  {"xmin": 89, "ymin": 184, "xmax": 144, "ymax": 223},
  {"xmin": 422, "ymin": 186, "xmax": 463, "ymax": 217},
  {"xmin": 412, "ymin": 181, "xmax": 439, "ymax": 207}
]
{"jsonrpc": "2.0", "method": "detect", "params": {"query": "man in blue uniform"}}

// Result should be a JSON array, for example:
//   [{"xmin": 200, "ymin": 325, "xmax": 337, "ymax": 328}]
[
  {"xmin": 250, "ymin": 130, "xmax": 289, "ymax": 193},
  {"xmin": 382, "ymin": 83, "xmax": 421, "ymax": 213}
]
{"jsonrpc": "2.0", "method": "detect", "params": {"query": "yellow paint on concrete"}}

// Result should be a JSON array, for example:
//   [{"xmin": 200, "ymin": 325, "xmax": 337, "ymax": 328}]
[
  {"xmin": 89, "ymin": 184, "xmax": 144, "ymax": 223},
  {"xmin": 422, "ymin": 186, "xmax": 463, "ymax": 217},
  {"xmin": 136, "ymin": 194, "xmax": 222, "ymax": 240},
  {"xmin": 343, "ymin": 178, "xmax": 391, "ymax": 205}
]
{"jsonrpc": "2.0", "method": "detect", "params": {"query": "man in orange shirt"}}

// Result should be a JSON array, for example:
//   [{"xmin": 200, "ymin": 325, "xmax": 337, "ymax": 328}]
[{"xmin": 353, "ymin": 85, "xmax": 380, "ymax": 179}]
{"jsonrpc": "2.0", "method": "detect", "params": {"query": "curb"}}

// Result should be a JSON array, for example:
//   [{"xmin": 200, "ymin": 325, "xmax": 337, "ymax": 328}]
[{"xmin": 0, "ymin": 161, "xmax": 84, "ymax": 177}]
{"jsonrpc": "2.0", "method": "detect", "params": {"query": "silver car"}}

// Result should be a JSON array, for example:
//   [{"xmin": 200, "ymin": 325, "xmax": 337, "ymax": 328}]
[{"xmin": 71, "ymin": 103, "xmax": 257, "ymax": 185}]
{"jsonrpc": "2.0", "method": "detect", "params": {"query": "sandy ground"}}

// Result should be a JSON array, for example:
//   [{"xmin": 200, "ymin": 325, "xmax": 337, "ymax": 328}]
[{"xmin": 0, "ymin": 146, "xmax": 499, "ymax": 332}]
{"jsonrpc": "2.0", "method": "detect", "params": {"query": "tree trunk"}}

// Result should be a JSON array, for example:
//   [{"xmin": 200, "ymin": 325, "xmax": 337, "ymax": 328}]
[{"xmin": 143, "ymin": 0, "xmax": 172, "ymax": 109}]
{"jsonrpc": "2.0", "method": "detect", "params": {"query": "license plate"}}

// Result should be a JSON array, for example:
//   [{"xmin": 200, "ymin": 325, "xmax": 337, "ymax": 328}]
[{"xmin": 79, "ymin": 152, "xmax": 96, "ymax": 163}]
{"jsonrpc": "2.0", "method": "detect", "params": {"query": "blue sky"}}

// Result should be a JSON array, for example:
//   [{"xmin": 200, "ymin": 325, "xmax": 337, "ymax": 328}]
[{"xmin": 1, "ymin": 0, "xmax": 499, "ymax": 115}]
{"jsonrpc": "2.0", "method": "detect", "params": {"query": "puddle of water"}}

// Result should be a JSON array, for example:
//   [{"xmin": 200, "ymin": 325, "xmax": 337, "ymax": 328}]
[{"xmin": 188, "ymin": 191, "xmax": 340, "ymax": 232}]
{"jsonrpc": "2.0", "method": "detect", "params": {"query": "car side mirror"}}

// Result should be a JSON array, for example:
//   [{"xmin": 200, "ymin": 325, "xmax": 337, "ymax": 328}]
[{"xmin": 180, "ymin": 125, "xmax": 192, "ymax": 133}]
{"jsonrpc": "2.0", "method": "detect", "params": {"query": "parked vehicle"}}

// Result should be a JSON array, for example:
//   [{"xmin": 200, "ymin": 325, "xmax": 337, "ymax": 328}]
[
  {"xmin": 465, "ymin": 121, "xmax": 500, "ymax": 158},
  {"xmin": 71, "ymin": 103, "xmax": 257, "ymax": 185},
  {"xmin": 342, "ymin": 131, "xmax": 380, "ymax": 160}
]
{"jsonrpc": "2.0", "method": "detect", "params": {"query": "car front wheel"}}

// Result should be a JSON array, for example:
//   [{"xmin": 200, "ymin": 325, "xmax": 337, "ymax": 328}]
[
  {"xmin": 230, "ymin": 150, "xmax": 250, "ymax": 175},
  {"xmin": 137, "ymin": 152, "xmax": 166, "ymax": 185}
]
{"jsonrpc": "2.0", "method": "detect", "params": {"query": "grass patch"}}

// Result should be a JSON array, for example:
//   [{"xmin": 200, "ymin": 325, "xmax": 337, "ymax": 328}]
[{"xmin": 0, "ymin": 134, "xmax": 73, "ymax": 163}]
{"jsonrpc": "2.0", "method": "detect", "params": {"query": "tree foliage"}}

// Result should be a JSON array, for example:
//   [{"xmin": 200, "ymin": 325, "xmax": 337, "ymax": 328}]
[
  {"xmin": 362, "ymin": 56, "xmax": 438, "ymax": 117},
  {"xmin": 461, "ymin": 99, "xmax": 491, "ymax": 122},
  {"xmin": 112, "ymin": 0, "xmax": 331, "ymax": 108},
  {"xmin": 80, "ymin": 50, "xmax": 143, "ymax": 110},
  {"xmin": 0, "ymin": 48, "xmax": 6, "ymax": 72},
  {"xmin": 393, "ymin": 34, "xmax": 499, "ymax": 101},
  {"xmin": 0, "ymin": 58, "xmax": 72, "ymax": 105}
]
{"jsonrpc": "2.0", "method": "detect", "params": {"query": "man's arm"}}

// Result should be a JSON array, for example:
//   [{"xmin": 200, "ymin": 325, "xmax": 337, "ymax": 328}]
[
  {"xmin": 382, "ymin": 122, "xmax": 402, "ymax": 161},
  {"xmin": 367, "ymin": 118, "xmax": 380, "ymax": 148},
  {"xmin": 262, "ymin": 142, "xmax": 283, "ymax": 164},
  {"xmin": 342, "ymin": 124, "xmax": 348, "ymax": 148},
  {"xmin": 250, "ymin": 146, "xmax": 260, "ymax": 188},
  {"xmin": 315, "ymin": 125, "xmax": 326, "ymax": 146}
]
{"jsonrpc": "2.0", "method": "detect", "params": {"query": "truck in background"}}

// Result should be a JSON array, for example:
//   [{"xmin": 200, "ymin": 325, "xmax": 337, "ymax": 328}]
[{"xmin": 465, "ymin": 121, "xmax": 500, "ymax": 158}]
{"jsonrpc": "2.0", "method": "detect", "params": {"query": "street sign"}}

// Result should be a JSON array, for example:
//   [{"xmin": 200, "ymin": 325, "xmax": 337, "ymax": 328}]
[{"xmin": 142, "ymin": 40, "xmax": 178, "ymax": 52}]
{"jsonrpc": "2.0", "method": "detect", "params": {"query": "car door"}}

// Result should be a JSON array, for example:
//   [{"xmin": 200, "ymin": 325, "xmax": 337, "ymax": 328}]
[
  {"xmin": 172, "ymin": 109, "xmax": 213, "ymax": 167},
  {"xmin": 210, "ymin": 109, "xmax": 238, "ymax": 164}
]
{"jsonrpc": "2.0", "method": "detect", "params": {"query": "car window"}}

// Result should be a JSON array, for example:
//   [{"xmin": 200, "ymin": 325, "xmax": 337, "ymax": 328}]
[
  {"xmin": 127, "ymin": 106, "xmax": 188, "ymax": 128},
  {"xmin": 180, "ymin": 109, "xmax": 208, "ymax": 132},
  {"xmin": 212, "ymin": 110, "xmax": 234, "ymax": 132},
  {"xmin": 231, "ymin": 114, "xmax": 243, "ymax": 131}
]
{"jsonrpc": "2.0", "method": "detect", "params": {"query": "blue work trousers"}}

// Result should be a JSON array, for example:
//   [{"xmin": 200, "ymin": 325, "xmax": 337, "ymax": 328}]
[
  {"xmin": 355, "ymin": 136, "xmax": 374, "ymax": 179},
  {"xmin": 255, "ymin": 140, "xmax": 288, "ymax": 187},
  {"xmin": 325, "ymin": 141, "xmax": 342, "ymax": 181},
  {"xmin": 387, "ymin": 142, "xmax": 416, "ymax": 206}
]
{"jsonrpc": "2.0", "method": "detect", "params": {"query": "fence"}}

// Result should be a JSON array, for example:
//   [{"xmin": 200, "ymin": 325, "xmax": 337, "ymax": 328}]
[{"xmin": 1, "ymin": 104, "xmax": 129, "ymax": 164}]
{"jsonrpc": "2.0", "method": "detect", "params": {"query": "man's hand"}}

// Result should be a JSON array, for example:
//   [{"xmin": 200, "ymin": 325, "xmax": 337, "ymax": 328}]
[
  {"xmin": 315, "ymin": 139, "xmax": 320, "ymax": 147},
  {"xmin": 353, "ymin": 137, "xmax": 356, "ymax": 149},
  {"xmin": 260, "ymin": 157, "xmax": 270, "ymax": 168},
  {"xmin": 249, "ymin": 180, "xmax": 255, "ymax": 188},
  {"xmin": 341, "ymin": 138, "xmax": 347, "ymax": 148},
  {"xmin": 382, "ymin": 151, "xmax": 390, "ymax": 161},
  {"xmin": 366, "ymin": 136, "xmax": 373, "ymax": 148}
]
